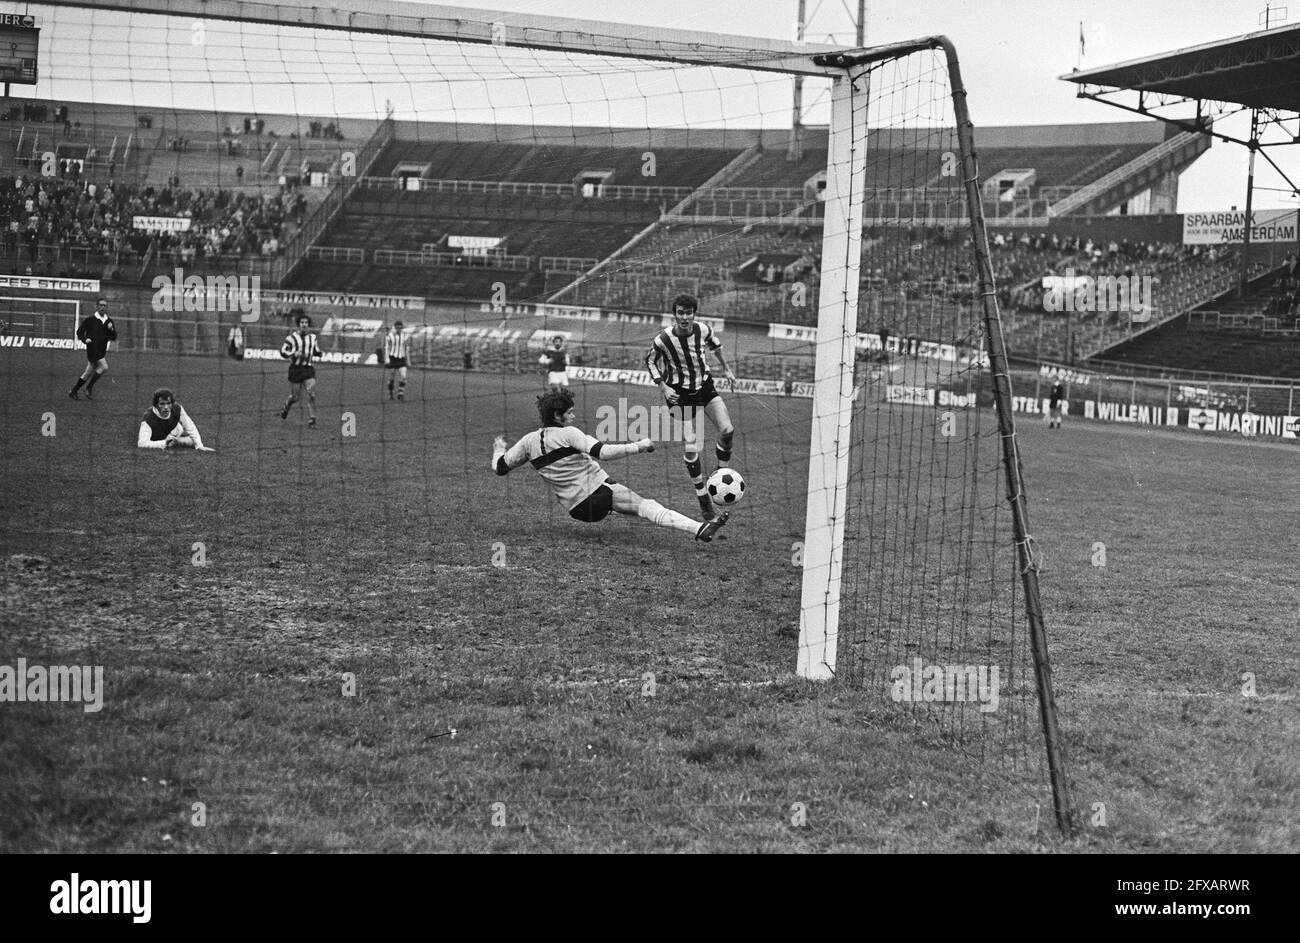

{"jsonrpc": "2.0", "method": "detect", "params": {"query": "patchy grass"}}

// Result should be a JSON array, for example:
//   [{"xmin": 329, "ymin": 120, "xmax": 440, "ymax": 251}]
[{"xmin": 0, "ymin": 350, "xmax": 1296, "ymax": 852}]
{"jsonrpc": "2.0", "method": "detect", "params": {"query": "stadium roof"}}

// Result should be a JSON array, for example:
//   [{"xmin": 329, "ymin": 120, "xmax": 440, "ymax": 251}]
[{"xmin": 1061, "ymin": 22, "xmax": 1300, "ymax": 113}]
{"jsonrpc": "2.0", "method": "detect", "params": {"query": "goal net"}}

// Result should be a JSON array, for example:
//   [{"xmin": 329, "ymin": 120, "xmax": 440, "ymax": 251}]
[
  {"xmin": 1, "ymin": 0, "xmax": 1071, "ymax": 846},
  {"xmin": 0, "ymin": 292, "xmax": 82, "ymax": 343}
]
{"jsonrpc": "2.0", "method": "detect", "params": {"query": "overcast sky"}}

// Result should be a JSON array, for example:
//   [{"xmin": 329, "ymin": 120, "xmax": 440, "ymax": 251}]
[
  {"xmin": 474, "ymin": 0, "xmax": 1299, "ymax": 211},
  {"xmin": 25, "ymin": 0, "xmax": 1300, "ymax": 210}
]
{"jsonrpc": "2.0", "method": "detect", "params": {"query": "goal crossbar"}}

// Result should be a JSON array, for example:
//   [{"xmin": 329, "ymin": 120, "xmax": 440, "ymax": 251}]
[{"xmin": 35, "ymin": 0, "xmax": 853, "ymax": 76}]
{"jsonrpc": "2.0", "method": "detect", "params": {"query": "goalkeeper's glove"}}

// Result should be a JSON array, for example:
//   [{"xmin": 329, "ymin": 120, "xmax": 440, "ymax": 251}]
[
  {"xmin": 491, "ymin": 434, "xmax": 508, "ymax": 472},
  {"xmin": 636, "ymin": 438, "xmax": 655, "ymax": 453}
]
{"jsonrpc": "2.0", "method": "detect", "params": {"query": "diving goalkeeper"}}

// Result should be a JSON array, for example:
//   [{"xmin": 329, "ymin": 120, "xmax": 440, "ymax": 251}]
[{"xmin": 491, "ymin": 390, "xmax": 728, "ymax": 542}]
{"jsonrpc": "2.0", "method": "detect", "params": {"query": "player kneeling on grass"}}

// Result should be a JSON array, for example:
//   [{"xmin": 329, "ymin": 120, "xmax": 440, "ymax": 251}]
[
  {"xmin": 491, "ymin": 390, "xmax": 728, "ymax": 542},
  {"xmin": 137, "ymin": 388, "xmax": 213, "ymax": 451}
]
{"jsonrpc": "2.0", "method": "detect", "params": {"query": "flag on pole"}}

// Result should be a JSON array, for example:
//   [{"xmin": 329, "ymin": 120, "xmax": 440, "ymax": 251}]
[{"xmin": 1079, "ymin": 22, "xmax": 1086, "ymax": 57}]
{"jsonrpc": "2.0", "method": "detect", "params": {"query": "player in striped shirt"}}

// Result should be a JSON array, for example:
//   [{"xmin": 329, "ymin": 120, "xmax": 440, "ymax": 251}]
[
  {"xmin": 645, "ymin": 293, "xmax": 737, "ymax": 520},
  {"xmin": 279, "ymin": 314, "xmax": 323, "ymax": 427},
  {"xmin": 383, "ymin": 321, "xmax": 409, "ymax": 401},
  {"xmin": 491, "ymin": 390, "xmax": 729, "ymax": 542}
]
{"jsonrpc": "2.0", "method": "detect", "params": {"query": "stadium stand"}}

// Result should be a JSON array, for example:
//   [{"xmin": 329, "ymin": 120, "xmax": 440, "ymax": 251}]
[
  {"xmin": 0, "ymin": 174, "xmax": 313, "ymax": 279},
  {"xmin": 371, "ymin": 141, "xmax": 739, "ymax": 187}
]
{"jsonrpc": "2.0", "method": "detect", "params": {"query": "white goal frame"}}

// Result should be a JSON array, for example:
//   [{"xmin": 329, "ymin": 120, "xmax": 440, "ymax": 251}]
[{"xmin": 0, "ymin": 294, "xmax": 82, "ymax": 338}]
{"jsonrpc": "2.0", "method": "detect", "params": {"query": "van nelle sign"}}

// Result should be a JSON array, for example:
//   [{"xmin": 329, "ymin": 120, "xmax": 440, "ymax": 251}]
[{"xmin": 1183, "ymin": 209, "xmax": 1298, "ymax": 245}]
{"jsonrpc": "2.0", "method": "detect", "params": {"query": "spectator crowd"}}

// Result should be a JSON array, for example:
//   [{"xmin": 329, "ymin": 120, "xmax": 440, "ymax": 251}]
[{"xmin": 0, "ymin": 174, "xmax": 310, "ymax": 277}]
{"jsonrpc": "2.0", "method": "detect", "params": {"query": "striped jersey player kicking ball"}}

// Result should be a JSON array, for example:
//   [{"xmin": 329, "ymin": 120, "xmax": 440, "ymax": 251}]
[
  {"xmin": 491, "ymin": 390, "xmax": 729, "ymax": 542},
  {"xmin": 645, "ymin": 293, "xmax": 737, "ymax": 521}
]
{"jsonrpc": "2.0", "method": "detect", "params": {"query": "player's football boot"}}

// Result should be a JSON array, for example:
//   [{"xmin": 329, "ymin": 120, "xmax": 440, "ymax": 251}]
[
  {"xmin": 280, "ymin": 406, "xmax": 289, "ymax": 420},
  {"xmin": 68, "ymin": 389, "xmax": 79, "ymax": 400},
  {"xmin": 83, "ymin": 389, "xmax": 93, "ymax": 401},
  {"xmin": 308, "ymin": 417, "xmax": 317, "ymax": 428},
  {"xmin": 695, "ymin": 510, "xmax": 729, "ymax": 542}
]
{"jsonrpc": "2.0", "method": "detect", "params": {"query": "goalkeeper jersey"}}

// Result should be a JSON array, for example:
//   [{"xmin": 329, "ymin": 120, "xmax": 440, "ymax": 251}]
[{"xmin": 498, "ymin": 424, "xmax": 609, "ymax": 511}]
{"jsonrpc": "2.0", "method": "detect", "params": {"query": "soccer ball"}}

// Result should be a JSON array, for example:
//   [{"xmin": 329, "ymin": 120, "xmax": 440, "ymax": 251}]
[{"xmin": 707, "ymin": 467, "xmax": 746, "ymax": 506}]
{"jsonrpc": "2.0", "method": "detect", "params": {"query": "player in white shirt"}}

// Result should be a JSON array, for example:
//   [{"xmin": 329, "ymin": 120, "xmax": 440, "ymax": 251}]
[
  {"xmin": 491, "ymin": 390, "xmax": 729, "ymax": 542},
  {"xmin": 137, "ymin": 388, "xmax": 213, "ymax": 450}
]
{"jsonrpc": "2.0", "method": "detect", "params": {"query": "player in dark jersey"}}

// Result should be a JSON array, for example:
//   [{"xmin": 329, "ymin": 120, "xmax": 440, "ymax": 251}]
[
  {"xmin": 538, "ymin": 336, "xmax": 569, "ymax": 391},
  {"xmin": 280, "ymin": 314, "xmax": 323, "ymax": 427},
  {"xmin": 1048, "ymin": 380, "xmax": 1066, "ymax": 429},
  {"xmin": 491, "ymin": 389, "xmax": 728, "ymax": 542},
  {"xmin": 68, "ymin": 298, "xmax": 117, "ymax": 400},
  {"xmin": 136, "ymin": 388, "xmax": 212, "ymax": 450},
  {"xmin": 645, "ymin": 294, "xmax": 738, "ymax": 520}
]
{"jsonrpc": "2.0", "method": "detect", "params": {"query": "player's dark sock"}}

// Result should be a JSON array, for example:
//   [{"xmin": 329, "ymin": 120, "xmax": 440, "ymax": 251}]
[
  {"xmin": 684, "ymin": 455, "xmax": 713, "ymax": 519},
  {"xmin": 86, "ymin": 373, "xmax": 101, "ymax": 393},
  {"xmin": 388, "ymin": 380, "xmax": 394, "ymax": 399},
  {"xmin": 397, "ymin": 381, "xmax": 406, "ymax": 400},
  {"xmin": 715, "ymin": 430, "xmax": 734, "ymax": 465},
  {"xmin": 70, "ymin": 378, "xmax": 85, "ymax": 396}
]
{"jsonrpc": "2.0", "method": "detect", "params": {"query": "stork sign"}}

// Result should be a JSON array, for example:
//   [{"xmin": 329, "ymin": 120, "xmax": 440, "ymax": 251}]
[{"xmin": 0, "ymin": 14, "xmax": 39, "ymax": 85}]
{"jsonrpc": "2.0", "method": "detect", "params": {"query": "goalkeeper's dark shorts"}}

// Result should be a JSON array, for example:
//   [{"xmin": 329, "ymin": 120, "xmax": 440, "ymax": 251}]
[
  {"xmin": 569, "ymin": 482, "xmax": 616, "ymax": 523},
  {"xmin": 671, "ymin": 378, "xmax": 719, "ymax": 410},
  {"xmin": 288, "ymin": 364, "xmax": 316, "ymax": 384}
]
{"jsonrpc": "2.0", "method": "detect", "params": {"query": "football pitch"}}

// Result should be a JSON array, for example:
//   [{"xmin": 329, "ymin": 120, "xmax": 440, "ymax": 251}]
[{"xmin": 1, "ymin": 350, "xmax": 1296, "ymax": 852}]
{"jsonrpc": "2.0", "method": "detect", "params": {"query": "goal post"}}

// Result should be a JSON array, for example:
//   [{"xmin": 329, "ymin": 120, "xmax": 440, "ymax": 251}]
[
  {"xmin": 796, "ymin": 38, "xmax": 1073, "ymax": 834},
  {"xmin": 0, "ymin": 293, "xmax": 82, "ymax": 340},
  {"xmin": 795, "ymin": 65, "xmax": 866, "ymax": 681}
]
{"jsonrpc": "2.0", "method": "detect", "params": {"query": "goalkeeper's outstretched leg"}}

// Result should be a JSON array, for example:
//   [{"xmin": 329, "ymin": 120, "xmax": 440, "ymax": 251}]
[{"xmin": 609, "ymin": 483, "xmax": 728, "ymax": 542}]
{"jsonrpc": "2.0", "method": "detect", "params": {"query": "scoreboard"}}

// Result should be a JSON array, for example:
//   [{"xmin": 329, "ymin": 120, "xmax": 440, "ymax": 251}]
[{"xmin": 0, "ymin": 13, "xmax": 39, "ymax": 86}]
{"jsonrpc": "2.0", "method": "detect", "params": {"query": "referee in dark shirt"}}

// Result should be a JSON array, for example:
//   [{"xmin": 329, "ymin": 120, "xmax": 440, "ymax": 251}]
[{"xmin": 69, "ymin": 298, "xmax": 117, "ymax": 400}]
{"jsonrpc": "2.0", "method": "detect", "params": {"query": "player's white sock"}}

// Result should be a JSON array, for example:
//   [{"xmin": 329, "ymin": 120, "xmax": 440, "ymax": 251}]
[{"xmin": 637, "ymin": 498, "xmax": 698, "ymax": 535}]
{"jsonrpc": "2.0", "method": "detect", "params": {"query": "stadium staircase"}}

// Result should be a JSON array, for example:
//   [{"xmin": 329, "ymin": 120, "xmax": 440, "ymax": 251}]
[
  {"xmin": 274, "ymin": 116, "xmax": 395, "ymax": 286},
  {"xmin": 1094, "ymin": 303, "xmax": 1300, "ymax": 380},
  {"xmin": 1047, "ymin": 129, "xmax": 1210, "ymax": 217},
  {"xmin": 1077, "ymin": 257, "xmax": 1278, "ymax": 361}
]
